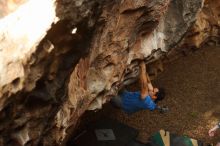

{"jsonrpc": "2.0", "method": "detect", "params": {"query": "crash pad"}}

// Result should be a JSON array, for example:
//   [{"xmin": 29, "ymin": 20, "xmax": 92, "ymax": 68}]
[
  {"xmin": 72, "ymin": 118, "xmax": 138, "ymax": 146},
  {"xmin": 149, "ymin": 129, "xmax": 205, "ymax": 146}
]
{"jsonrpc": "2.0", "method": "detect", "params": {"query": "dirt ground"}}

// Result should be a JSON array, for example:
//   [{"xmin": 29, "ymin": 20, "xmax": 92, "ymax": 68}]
[{"xmin": 80, "ymin": 45, "xmax": 220, "ymax": 145}]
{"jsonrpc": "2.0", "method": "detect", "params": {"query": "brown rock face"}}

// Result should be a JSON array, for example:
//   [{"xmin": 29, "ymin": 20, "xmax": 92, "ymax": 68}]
[
  {"xmin": 180, "ymin": 0, "xmax": 220, "ymax": 49},
  {"xmin": 0, "ymin": 0, "xmax": 219, "ymax": 146}
]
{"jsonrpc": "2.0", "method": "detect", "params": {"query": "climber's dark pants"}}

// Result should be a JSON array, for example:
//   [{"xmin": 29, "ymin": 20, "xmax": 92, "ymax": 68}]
[
  {"xmin": 111, "ymin": 95, "xmax": 123, "ymax": 108},
  {"xmin": 110, "ymin": 89, "xmax": 129, "ymax": 108}
]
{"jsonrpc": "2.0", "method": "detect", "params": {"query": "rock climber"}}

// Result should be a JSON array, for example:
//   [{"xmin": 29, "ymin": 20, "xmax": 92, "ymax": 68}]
[
  {"xmin": 209, "ymin": 122, "xmax": 220, "ymax": 146},
  {"xmin": 111, "ymin": 61, "xmax": 168, "ymax": 114}
]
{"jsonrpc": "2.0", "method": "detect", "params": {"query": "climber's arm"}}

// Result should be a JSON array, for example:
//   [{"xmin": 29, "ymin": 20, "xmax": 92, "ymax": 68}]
[
  {"xmin": 146, "ymin": 71, "xmax": 154, "ymax": 92},
  {"xmin": 140, "ymin": 61, "xmax": 149, "ymax": 100}
]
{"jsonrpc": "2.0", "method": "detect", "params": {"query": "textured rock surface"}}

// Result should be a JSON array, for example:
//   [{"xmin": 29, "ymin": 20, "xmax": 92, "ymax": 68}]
[
  {"xmin": 0, "ymin": 0, "xmax": 57, "ymax": 110},
  {"xmin": 0, "ymin": 0, "xmax": 219, "ymax": 146},
  {"xmin": 181, "ymin": 0, "xmax": 220, "ymax": 49}
]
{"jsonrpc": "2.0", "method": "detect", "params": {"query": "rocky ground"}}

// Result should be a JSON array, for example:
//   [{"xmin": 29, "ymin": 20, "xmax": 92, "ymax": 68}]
[{"xmin": 80, "ymin": 45, "xmax": 220, "ymax": 145}]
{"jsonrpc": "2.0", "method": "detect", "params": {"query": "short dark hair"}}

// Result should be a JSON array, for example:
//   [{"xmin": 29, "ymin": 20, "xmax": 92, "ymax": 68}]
[{"xmin": 155, "ymin": 88, "xmax": 165, "ymax": 103}]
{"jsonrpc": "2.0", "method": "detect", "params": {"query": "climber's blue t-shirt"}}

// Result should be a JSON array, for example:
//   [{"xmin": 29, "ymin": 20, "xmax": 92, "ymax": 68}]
[{"xmin": 120, "ymin": 91, "xmax": 156, "ymax": 113}]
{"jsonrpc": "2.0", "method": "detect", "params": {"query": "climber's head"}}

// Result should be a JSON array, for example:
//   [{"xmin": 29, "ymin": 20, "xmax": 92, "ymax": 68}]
[{"xmin": 153, "ymin": 87, "xmax": 165, "ymax": 103}]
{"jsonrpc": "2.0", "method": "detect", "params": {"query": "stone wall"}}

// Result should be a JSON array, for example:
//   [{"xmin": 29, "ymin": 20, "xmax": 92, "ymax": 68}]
[{"xmin": 0, "ymin": 0, "xmax": 219, "ymax": 145}]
